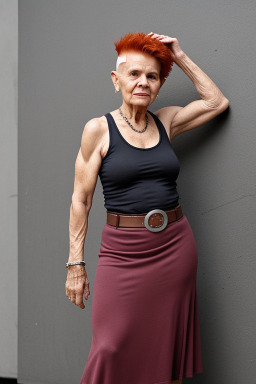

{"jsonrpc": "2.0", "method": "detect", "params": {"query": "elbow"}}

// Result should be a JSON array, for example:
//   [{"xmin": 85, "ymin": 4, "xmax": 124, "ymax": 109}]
[
  {"xmin": 219, "ymin": 97, "xmax": 230, "ymax": 111},
  {"xmin": 203, "ymin": 95, "xmax": 230, "ymax": 112},
  {"xmin": 71, "ymin": 193, "xmax": 92, "ymax": 212},
  {"xmin": 211, "ymin": 96, "xmax": 230, "ymax": 113}
]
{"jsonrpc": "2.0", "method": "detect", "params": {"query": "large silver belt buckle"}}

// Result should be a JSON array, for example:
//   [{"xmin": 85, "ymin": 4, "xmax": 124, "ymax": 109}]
[{"xmin": 144, "ymin": 209, "xmax": 168, "ymax": 232}]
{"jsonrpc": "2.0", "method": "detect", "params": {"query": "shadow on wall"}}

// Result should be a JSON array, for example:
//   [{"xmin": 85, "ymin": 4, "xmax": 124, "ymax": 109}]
[{"xmin": 173, "ymin": 107, "xmax": 231, "ymax": 160}]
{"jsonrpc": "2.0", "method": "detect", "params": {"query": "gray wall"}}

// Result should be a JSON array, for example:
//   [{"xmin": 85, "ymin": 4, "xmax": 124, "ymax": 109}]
[
  {"xmin": 0, "ymin": 0, "xmax": 18, "ymax": 378},
  {"xmin": 18, "ymin": 1, "xmax": 256, "ymax": 383}
]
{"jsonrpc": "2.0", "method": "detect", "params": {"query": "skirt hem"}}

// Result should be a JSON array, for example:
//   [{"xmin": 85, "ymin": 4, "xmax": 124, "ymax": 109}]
[{"xmin": 153, "ymin": 369, "xmax": 204, "ymax": 383}]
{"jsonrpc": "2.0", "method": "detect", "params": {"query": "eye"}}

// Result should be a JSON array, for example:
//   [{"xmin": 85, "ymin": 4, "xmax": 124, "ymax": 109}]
[
  {"xmin": 148, "ymin": 74, "xmax": 156, "ymax": 79},
  {"xmin": 131, "ymin": 71, "xmax": 137, "ymax": 76}
]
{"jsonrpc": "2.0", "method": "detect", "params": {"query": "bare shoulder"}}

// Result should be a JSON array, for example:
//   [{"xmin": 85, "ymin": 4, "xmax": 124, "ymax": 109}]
[
  {"xmin": 80, "ymin": 115, "xmax": 108, "ymax": 160},
  {"xmin": 72, "ymin": 116, "xmax": 107, "ymax": 205},
  {"xmin": 153, "ymin": 106, "xmax": 183, "ymax": 140}
]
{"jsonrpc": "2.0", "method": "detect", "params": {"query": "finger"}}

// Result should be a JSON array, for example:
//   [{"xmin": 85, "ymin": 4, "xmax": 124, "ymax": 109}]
[
  {"xmin": 83, "ymin": 285, "xmax": 90, "ymax": 300},
  {"xmin": 148, "ymin": 33, "xmax": 159, "ymax": 38},
  {"xmin": 160, "ymin": 38, "xmax": 171, "ymax": 43},
  {"xmin": 66, "ymin": 288, "xmax": 72, "ymax": 300},
  {"xmin": 83, "ymin": 287, "xmax": 90, "ymax": 300},
  {"xmin": 76, "ymin": 293, "xmax": 85, "ymax": 308},
  {"xmin": 70, "ymin": 292, "xmax": 76, "ymax": 303}
]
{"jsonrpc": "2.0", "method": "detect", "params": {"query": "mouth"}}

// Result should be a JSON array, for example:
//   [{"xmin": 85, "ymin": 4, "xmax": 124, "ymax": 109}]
[{"xmin": 133, "ymin": 93, "xmax": 150, "ymax": 97}]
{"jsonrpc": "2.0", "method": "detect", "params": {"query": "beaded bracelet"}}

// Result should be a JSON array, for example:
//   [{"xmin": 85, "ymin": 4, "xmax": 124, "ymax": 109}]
[{"xmin": 66, "ymin": 261, "xmax": 86, "ymax": 268}]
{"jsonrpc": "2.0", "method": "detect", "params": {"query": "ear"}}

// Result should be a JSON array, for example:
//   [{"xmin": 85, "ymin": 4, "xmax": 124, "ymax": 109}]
[{"xmin": 111, "ymin": 71, "xmax": 120, "ymax": 92}]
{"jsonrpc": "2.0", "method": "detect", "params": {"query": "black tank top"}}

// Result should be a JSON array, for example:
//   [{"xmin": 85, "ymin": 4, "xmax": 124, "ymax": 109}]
[{"xmin": 98, "ymin": 110, "xmax": 180, "ymax": 214}]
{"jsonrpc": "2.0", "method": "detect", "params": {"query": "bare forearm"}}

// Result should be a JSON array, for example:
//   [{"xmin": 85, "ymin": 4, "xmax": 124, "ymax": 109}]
[
  {"xmin": 68, "ymin": 200, "xmax": 89, "ymax": 262},
  {"xmin": 175, "ymin": 52, "xmax": 228, "ymax": 107}
]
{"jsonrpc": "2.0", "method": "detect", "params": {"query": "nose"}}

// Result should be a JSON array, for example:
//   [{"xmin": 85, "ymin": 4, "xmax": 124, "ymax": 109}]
[{"xmin": 137, "ymin": 75, "xmax": 149, "ymax": 87}]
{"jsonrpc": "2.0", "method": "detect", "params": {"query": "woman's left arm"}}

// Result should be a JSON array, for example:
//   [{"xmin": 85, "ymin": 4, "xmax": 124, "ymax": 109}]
[{"xmin": 149, "ymin": 33, "xmax": 230, "ymax": 140}]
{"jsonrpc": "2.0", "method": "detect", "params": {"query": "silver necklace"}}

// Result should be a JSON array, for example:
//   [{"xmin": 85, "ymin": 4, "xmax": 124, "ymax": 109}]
[{"xmin": 119, "ymin": 107, "xmax": 149, "ymax": 133}]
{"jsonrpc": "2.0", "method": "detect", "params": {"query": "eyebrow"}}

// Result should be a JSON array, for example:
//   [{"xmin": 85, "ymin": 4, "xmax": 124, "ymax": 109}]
[{"xmin": 128, "ymin": 68, "xmax": 159, "ymax": 75}]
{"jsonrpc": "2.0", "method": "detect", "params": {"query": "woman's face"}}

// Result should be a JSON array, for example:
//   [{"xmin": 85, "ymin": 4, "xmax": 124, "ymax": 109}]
[{"xmin": 113, "ymin": 50, "xmax": 162, "ymax": 108}]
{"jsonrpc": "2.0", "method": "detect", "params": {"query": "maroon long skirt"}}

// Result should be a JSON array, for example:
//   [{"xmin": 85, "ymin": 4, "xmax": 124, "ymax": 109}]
[{"xmin": 80, "ymin": 214, "xmax": 203, "ymax": 384}]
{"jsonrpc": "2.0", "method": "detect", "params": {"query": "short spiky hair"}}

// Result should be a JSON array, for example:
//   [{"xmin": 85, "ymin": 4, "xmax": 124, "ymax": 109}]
[{"xmin": 114, "ymin": 32, "xmax": 173, "ymax": 83}]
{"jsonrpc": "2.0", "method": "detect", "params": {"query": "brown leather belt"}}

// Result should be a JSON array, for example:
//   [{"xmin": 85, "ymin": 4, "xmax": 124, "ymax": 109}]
[{"xmin": 106, "ymin": 205, "xmax": 183, "ymax": 232}]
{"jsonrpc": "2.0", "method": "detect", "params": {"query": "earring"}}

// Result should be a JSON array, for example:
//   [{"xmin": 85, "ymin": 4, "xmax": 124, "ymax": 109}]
[{"xmin": 157, "ymin": 94, "xmax": 159, "ymax": 97}]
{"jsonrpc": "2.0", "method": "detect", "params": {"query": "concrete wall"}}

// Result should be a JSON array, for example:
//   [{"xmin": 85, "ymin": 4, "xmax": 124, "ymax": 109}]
[
  {"xmin": 0, "ymin": 0, "xmax": 18, "ymax": 378},
  {"xmin": 18, "ymin": 1, "xmax": 256, "ymax": 383}
]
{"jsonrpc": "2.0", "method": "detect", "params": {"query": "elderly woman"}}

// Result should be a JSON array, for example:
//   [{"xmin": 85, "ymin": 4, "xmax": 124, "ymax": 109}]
[{"xmin": 65, "ymin": 32, "xmax": 229, "ymax": 384}]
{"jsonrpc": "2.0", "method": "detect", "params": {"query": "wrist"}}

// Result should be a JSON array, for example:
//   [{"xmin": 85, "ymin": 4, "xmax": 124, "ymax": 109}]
[{"xmin": 173, "ymin": 50, "xmax": 186, "ymax": 64}]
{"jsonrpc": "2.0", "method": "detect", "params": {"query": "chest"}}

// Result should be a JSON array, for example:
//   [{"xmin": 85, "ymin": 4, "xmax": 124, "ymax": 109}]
[
  {"xmin": 101, "ymin": 119, "xmax": 171, "ymax": 159},
  {"xmin": 99, "ymin": 137, "xmax": 180, "ymax": 191}
]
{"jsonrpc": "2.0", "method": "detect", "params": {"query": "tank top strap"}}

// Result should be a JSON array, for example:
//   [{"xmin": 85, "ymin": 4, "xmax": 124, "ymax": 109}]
[
  {"xmin": 147, "ymin": 110, "xmax": 170, "ymax": 143},
  {"xmin": 104, "ymin": 112, "xmax": 126, "ymax": 148}
]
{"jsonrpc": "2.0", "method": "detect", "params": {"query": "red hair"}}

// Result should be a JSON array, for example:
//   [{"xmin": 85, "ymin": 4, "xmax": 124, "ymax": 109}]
[{"xmin": 114, "ymin": 32, "xmax": 173, "ymax": 83}]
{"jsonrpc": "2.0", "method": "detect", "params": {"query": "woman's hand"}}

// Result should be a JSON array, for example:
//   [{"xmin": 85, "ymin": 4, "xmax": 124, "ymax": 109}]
[
  {"xmin": 65, "ymin": 264, "xmax": 90, "ymax": 309},
  {"xmin": 148, "ymin": 32, "xmax": 185, "ymax": 63}
]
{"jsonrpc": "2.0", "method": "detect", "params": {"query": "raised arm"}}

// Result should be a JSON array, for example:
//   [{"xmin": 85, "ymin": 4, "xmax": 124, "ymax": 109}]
[
  {"xmin": 149, "ymin": 33, "xmax": 230, "ymax": 140},
  {"xmin": 65, "ymin": 118, "xmax": 103, "ymax": 309}
]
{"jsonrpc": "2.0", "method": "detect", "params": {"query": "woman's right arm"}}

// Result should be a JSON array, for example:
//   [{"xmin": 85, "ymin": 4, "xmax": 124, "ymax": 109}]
[{"xmin": 65, "ymin": 117, "xmax": 104, "ymax": 309}]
